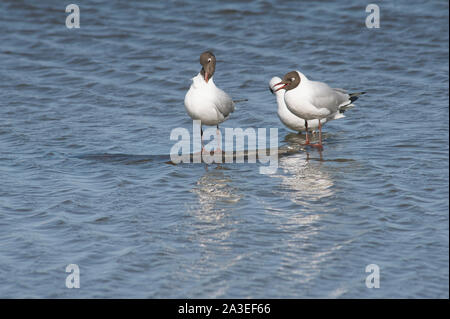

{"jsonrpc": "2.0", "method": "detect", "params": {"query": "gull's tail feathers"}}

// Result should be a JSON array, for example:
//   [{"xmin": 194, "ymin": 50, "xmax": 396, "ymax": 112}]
[
  {"xmin": 338, "ymin": 92, "xmax": 366, "ymax": 113},
  {"xmin": 349, "ymin": 91, "xmax": 366, "ymax": 103}
]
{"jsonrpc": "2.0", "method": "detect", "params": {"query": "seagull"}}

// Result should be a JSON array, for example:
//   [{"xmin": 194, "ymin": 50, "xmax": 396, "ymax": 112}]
[
  {"xmin": 184, "ymin": 51, "xmax": 235, "ymax": 154},
  {"xmin": 273, "ymin": 71, "xmax": 365, "ymax": 149},
  {"xmin": 269, "ymin": 76, "xmax": 327, "ymax": 133}
]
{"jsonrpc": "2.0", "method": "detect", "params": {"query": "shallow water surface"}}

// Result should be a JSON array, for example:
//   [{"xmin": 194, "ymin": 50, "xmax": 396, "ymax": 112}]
[{"xmin": 0, "ymin": 0, "xmax": 448, "ymax": 298}]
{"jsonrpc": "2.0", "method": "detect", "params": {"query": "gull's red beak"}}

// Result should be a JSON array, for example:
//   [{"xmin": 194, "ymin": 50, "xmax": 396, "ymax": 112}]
[
  {"xmin": 204, "ymin": 72, "xmax": 209, "ymax": 83},
  {"xmin": 273, "ymin": 81, "xmax": 288, "ymax": 92}
]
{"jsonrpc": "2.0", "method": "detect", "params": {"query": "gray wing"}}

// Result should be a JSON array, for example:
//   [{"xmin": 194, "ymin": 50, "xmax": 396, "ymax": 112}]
[
  {"xmin": 309, "ymin": 81, "xmax": 351, "ymax": 113},
  {"xmin": 333, "ymin": 88, "xmax": 348, "ymax": 94},
  {"xmin": 214, "ymin": 89, "xmax": 235, "ymax": 118}
]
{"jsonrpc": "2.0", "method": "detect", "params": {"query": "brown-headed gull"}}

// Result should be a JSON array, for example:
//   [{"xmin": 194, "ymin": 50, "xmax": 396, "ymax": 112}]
[
  {"xmin": 273, "ymin": 71, "xmax": 365, "ymax": 149},
  {"xmin": 269, "ymin": 76, "xmax": 328, "ymax": 133},
  {"xmin": 184, "ymin": 51, "xmax": 235, "ymax": 153}
]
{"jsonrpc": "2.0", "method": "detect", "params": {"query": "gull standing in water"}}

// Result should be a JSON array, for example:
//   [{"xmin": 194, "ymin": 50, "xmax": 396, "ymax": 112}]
[
  {"xmin": 184, "ymin": 51, "xmax": 235, "ymax": 154},
  {"xmin": 273, "ymin": 71, "xmax": 365, "ymax": 149},
  {"xmin": 269, "ymin": 76, "xmax": 327, "ymax": 133}
]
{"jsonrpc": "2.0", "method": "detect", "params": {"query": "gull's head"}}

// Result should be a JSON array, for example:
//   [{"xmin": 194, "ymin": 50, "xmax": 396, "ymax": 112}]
[
  {"xmin": 199, "ymin": 51, "xmax": 216, "ymax": 83},
  {"xmin": 273, "ymin": 71, "xmax": 301, "ymax": 92},
  {"xmin": 269, "ymin": 76, "xmax": 283, "ymax": 95}
]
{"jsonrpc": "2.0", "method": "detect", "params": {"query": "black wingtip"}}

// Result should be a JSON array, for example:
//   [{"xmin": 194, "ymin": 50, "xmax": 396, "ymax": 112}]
[{"xmin": 349, "ymin": 91, "xmax": 366, "ymax": 103}]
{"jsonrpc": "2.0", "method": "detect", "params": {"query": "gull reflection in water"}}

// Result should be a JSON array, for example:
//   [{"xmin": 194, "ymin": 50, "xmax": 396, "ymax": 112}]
[
  {"xmin": 191, "ymin": 169, "xmax": 241, "ymax": 217},
  {"xmin": 267, "ymin": 147, "xmax": 345, "ymax": 292},
  {"xmin": 268, "ymin": 147, "xmax": 334, "ymax": 230},
  {"xmin": 186, "ymin": 170, "xmax": 244, "ymax": 292},
  {"xmin": 187, "ymin": 169, "xmax": 242, "ymax": 243},
  {"xmin": 273, "ymin": 150, "xmax": 334, "ymax": 207}
]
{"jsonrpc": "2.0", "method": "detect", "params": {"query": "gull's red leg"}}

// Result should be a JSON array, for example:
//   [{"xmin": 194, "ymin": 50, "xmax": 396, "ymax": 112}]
[
  {"xmin": 201, "ymin": 125, "xmax": 208, "ymax": 154},
  {"xmin": 319, "ymin": 119, "xmax": 322, "ymax": 146},
  {"xmin": 215, "ymin": 125, "xmax": 222, "ymax": 154},
  {"xmin": 308, "ymin": 119, "xmax": 324, "ymax": 150},
  {"xmin": 303, "ymin": 120, "xmax": 310, "ymax": 145}
]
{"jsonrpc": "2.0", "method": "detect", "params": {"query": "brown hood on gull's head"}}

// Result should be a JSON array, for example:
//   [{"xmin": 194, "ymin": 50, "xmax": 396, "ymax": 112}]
[
  {"xmin": 274, "ymin": 71, "xmax": 301, "ymax": 92},
  {"xmin": 199, "ymin": 51, "xmax": 216, "ymax": 83}
]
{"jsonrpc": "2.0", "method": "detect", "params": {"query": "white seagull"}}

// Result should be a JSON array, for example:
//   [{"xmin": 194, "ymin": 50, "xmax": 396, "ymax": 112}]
[
  {"xmin": 184, "ymin": 51, "xmax": 235, "ymax": 153},
  {"xmin": 269, "ymin": 76, "xmax": 328, "ymax": 133},
  {"xmin": 273, "ymin": 71, "xmax": 365, "ymax": 149}
]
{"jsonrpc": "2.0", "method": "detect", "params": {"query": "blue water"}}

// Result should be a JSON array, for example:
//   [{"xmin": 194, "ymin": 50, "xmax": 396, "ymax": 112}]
[{"xmin": 0, "ymin": 0, "xmax": 448, "ymax": 298}]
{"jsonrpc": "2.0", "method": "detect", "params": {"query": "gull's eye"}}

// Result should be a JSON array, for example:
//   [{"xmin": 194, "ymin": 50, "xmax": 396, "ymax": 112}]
[
  {"xmin": 208, "ymin": 58, "xmax": 211, "ymax": 62},
  {"xmin": 291, "ymin": 78, "xmax": 295, "ymax": 82}
]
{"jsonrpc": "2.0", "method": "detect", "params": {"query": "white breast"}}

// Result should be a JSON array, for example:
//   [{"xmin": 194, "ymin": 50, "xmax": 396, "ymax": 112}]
[
  {"xmin": 276, "ymin": 91, "xmax": 307, "ymax": 131},
  {"xmin": 184, "ymin": 73, "xmax": 233, "ymax": 126}
]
